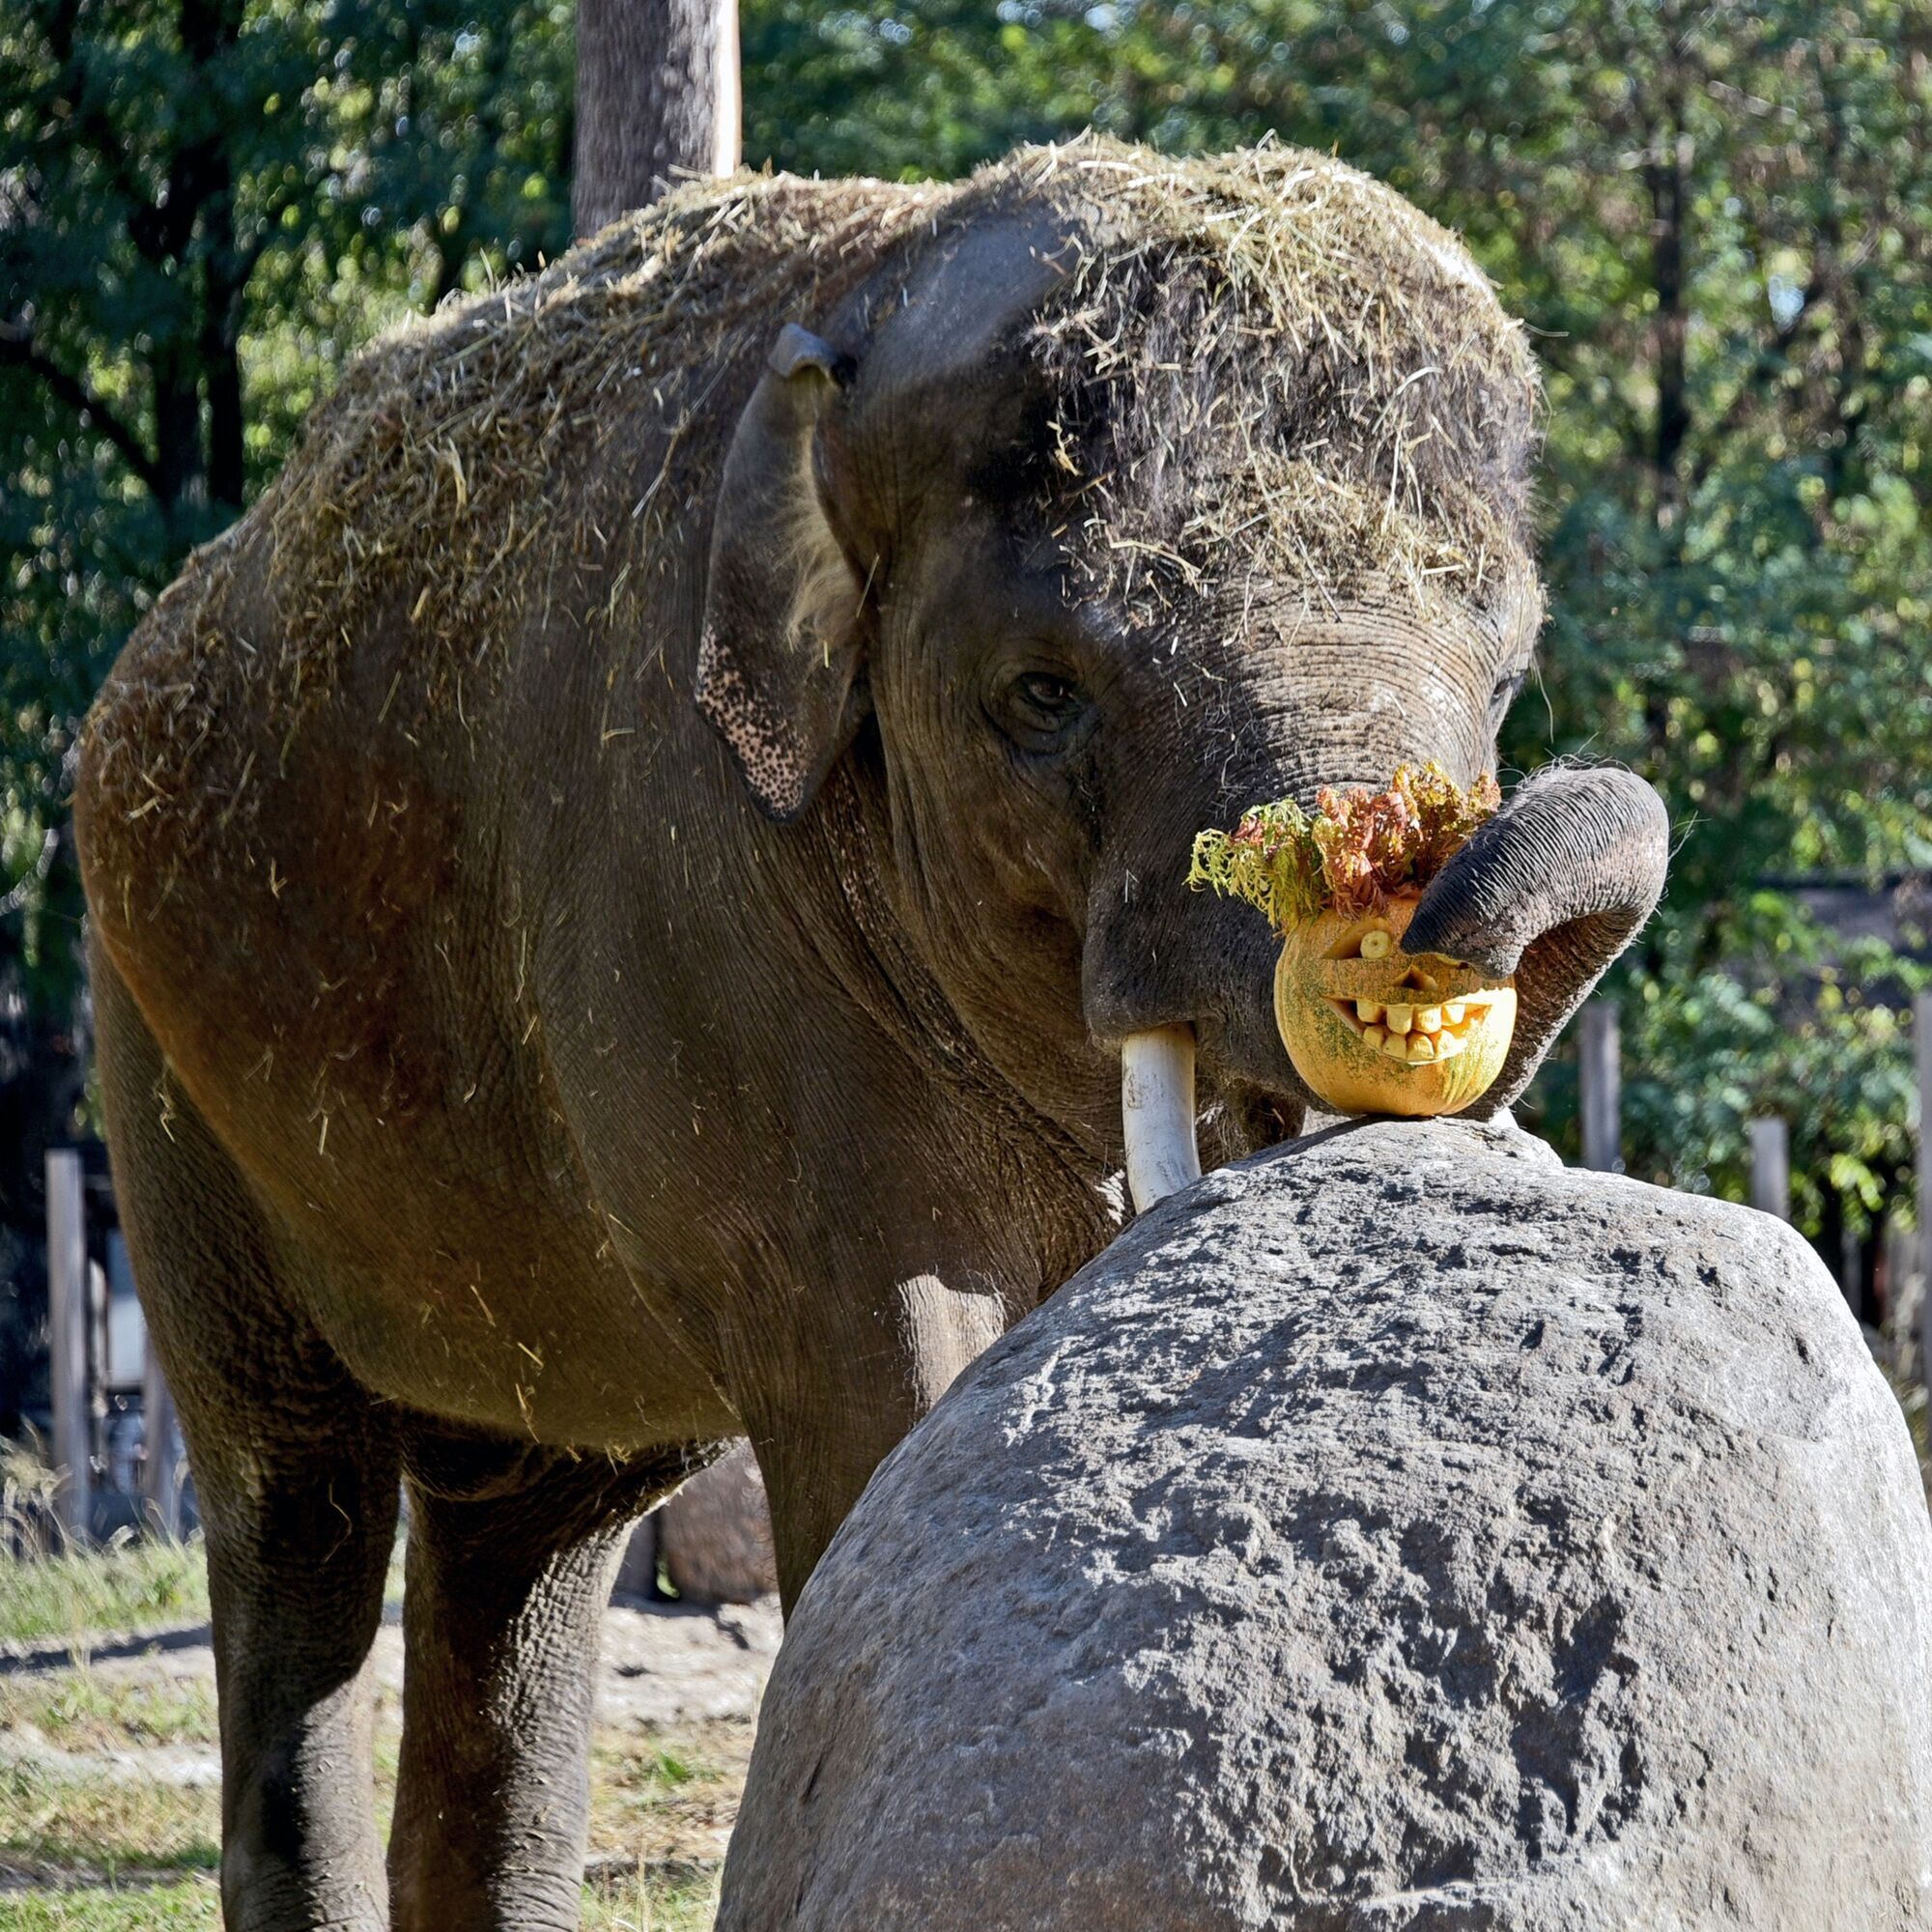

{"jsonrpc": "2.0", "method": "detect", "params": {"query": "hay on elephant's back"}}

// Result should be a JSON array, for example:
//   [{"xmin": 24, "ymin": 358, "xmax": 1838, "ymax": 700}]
[
  {"xmin": 265, "ymin": 173, "xmax": 941, "ymax": 700},
  {"xmin": 267, "ymin": 135, "xmax": 1537, "ymax": 707}
]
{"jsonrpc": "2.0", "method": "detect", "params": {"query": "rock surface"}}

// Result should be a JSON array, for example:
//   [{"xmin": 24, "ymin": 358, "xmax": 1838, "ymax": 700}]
[
  {"xmin": 721, "ymin": 1119, "xmax": 1932, "ymax": 1931},
  {"xmin": 657, "ymin": 1441, "xmax": 780, "ymax": 1605}
]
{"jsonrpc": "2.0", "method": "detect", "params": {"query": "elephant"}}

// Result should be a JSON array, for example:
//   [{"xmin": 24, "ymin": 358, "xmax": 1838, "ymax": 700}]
[{"xmin": 73, "ymin": 136, "xmax": 1668, "ymax": 1931}]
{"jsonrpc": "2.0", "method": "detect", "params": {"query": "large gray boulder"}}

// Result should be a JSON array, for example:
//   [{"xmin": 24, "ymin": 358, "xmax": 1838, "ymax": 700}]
[
  {"xmin": 659, "ymin": 1441, "xmax": 779, "ymax": 1604},
  {"xmin": 721, "ymin": 1119, "xmax": 1932, "ymax": 1931}
]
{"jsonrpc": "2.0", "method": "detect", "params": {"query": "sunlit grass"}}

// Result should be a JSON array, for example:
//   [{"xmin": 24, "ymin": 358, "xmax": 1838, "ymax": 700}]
[
  {"xmin": 582, "ymin": 1861, "xmax": 724, "ymax": 1932},
  {"xmin": 0, "ymin": 1759, "xmax": 220, "ymax": 1875},
  {"xmin": 0, "ymin": 1538, "xmax": 211, "ymax": 1648},
  {"xmin": 0, "ymin": 1869, "xmax": 720, "ymax": 1931},
  {"xmin": 0, "ymin": 1506, "xmax": 741, "ymax": 1929},
  {"xmin": 0, "ymin": 1723, "xmax": 737, "ymax": 1926},
  {"xmin": 0, "ymin": 1673, "xmax": 218, "ymax": 1751},
  {"xmin": 0, "ymin": 1877, "xmax": 221, "ymax": 1928},
  {"xmin": 589, "ymin": 1724, "xmax": 751, "ymax": 1874}
]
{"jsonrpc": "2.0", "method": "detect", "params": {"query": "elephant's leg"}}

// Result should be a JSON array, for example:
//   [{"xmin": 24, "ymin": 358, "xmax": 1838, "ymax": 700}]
[
  {"xmin": 92, "ymin": 952, "xmax": 400, "ymax": 1932},
  {"xmin": 387, "ymin": 1444, "xmax": 687, "ymax": 1932},
  {"xmin": 201, "ymin": 1415, "xmax": 401, "ymax": 1932},
  {"xmin": 748, "ymin": 1272, "xmax": 1008, "ymax": 1610}
]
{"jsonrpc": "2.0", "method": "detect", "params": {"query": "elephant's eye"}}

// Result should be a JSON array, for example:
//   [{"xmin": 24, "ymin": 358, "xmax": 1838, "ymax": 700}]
[
  {"xmin": 992, "ymin": 666, "xmax": 1093, "ymax": 752},
  {"xmin": 1015, "ymin": 671, "xmax": 1080, "ymax": 719},
  {"xmin": 1491, "ymin": 665, "xmax": 1528, "ymax": 714}
]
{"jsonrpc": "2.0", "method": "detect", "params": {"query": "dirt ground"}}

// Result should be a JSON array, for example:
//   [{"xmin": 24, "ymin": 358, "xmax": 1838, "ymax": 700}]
[{"xmin": 0, "ymin": 1585, "xmax": 781, "ymax": 1929}]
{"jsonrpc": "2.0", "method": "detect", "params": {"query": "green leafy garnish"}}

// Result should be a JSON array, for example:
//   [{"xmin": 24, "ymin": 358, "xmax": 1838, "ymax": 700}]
[{"xmin": 1188, "ymin": 763, "xmax": 1502, "ymax": 932}]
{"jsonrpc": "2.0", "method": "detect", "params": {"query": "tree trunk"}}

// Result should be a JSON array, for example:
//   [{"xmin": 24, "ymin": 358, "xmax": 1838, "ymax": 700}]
[
  {"xmin": 1645, "ymin": 125, "xmax": 1690, "ymax": 545},
  {"xmin": 201, "ymin": 167, "xmax": 247, "ymax": 512},
  {"xmin": 573, "ymin": 0, "xmax": 741, "ymax": 236}
]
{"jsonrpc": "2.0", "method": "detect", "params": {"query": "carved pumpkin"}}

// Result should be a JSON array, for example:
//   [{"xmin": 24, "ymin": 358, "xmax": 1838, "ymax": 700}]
[
  {"xmin": 1189, "ymin": 764, "xmax": 1515, "ymax": 1119},
  {"xmin": 1272, "ymin": 893, "xmax": 1516, "ymax": 1118}
]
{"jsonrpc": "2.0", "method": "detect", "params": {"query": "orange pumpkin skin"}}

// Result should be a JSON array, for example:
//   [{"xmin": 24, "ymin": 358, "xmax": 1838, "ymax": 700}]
[{"xmin": 1272, "ymin": 894, "xmax": 1517, "ymax": 1119}]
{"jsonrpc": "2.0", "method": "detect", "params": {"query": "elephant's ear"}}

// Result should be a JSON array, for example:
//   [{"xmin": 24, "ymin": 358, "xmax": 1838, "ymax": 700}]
[{"xmin": 697, "ymin": 324, "xmax": 872, "ymax": 823}]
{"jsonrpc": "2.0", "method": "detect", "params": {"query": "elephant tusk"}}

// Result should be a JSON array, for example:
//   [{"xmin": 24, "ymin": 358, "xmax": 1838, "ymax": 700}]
[{"xmin": 1122, "ymin": 1025, "xmax": 1204, "ymax": 1214}]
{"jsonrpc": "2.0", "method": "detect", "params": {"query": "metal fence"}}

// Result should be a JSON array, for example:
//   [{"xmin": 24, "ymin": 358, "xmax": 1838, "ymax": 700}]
[{"xmin": 43, "ymin": 1144, "xmax": 189, "ymax": 1546}]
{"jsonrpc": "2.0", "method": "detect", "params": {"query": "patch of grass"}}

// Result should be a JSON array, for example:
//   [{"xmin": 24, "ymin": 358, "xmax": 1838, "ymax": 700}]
[
  {"xmin": 590, "ymin": 1721, "xmax": 753, "ymax": 1871},
  {"xmin": 0, "ymin": 1541, "xmax": 211, "ymax": 1648},
  {"xmin": 0, "ymin": 1487, "xmax": 408, "ymax": 1655},
  {"xmin": 0, "ymin": 1714, "xmax": 741, "ymax": 1919},
  {"xmin": 0, "ymin": 1872, "xmax": 717, "ymax": 1932},
  {"xmin": 0, "ymin": 1761, "xmax": 219, "ymax": 1874},
  {"xmin": 0, "ymin": 1877, "xmax": 220, "ymax": 1929},
  {"xmin": 0, "ymin": 1674, "xmax": 218, "ymax": 1751},
  {"xmin": 581, "ymin": 1861, "xmax": 722, "ymax": 1932},
  {"xmin": 0, "ymin": 1533, "xmax": 739, "ymax": 1932}
]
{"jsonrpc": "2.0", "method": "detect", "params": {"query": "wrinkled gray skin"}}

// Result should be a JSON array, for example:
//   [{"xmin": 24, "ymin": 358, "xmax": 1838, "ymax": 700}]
[
  {"xmin": 725, "ymin": 1119, "xmax": 1932, "ymax": 1932},
  {"xmin": 75, "ymin": 160, "xmax": 1667, "ymax": 1930}
]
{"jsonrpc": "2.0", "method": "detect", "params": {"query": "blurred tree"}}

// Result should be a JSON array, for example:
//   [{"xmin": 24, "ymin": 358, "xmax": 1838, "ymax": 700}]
[
  {"xmin": 738, "ymin": 0, "xmax": 1932, "ymax": 1245},
  {"xmin": 575, "ymin": 0, "xmax": 741, "ymax": 233},
  {"xmin": 0, "ymin": 0, "xmax": 574, "ymax": 1427}
]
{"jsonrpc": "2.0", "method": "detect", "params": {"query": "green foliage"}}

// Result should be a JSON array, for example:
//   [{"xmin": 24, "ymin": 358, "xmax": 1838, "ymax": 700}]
[
  {"xmin": 1190, "ymin": 767, "xmax": 1501, "ymax": 930},
  {"xmin": 1, "ymin": 0, "xmax": 576, "ymax": 772},
  {"xmin": 745, "ymin": 0, "xmax": 1932, "ymax": 1239},
  {"xmin": 1190, "ymin": 797, "xmax": 1324, "ymax": 930}
]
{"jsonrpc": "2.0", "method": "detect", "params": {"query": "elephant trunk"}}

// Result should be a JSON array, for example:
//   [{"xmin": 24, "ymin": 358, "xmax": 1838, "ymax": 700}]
[
  {"xmin": 1403, "ymin": 764, "xmax": 1670, "ymax": 1115},
  {"xmin": 1121, "ymin": 1025, "xmax": 1204, "ymax": 1212}
]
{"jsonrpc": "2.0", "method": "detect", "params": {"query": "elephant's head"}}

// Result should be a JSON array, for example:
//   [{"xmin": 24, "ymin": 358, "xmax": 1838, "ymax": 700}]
[{"xmin": 696, "ymin": 142, "xmax": 1667, "ymax": 1202}]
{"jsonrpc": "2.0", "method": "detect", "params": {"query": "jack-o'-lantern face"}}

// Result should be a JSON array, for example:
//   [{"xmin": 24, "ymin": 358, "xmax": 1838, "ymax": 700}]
[{"xmin": 1272, "ymin": 893, "xmax": 1516, "ymax": 1118}]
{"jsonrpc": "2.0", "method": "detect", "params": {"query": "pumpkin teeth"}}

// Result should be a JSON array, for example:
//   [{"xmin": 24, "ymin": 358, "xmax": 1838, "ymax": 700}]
[{"xmin": 1329, "ymin": 991, "xmax": 1495, "ymax": 1065}]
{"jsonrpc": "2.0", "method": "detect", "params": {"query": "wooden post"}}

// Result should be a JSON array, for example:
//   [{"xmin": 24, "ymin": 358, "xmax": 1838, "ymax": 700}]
[
  {"xmin": 1838, "ymin": 1217, "xmax": 1864, "ymax": 1319},
  {"xmin": 142, "ymin": 1332, "xmax": 183, "ymax": 1540},
  {"xmin": 1578, "ymin": 1000, "xmax": 1621, "ymax": 1173},
  {"xmin": 1750, "ymin": 1117, "xmax": 1790, "ymax": 1221},
  {"xmin": 45, "ymin": 1148, "xmax": 91, "ymax": 1547},
  {"xmin": 1916, "ymin": 990, "xmax": 1932, "ymax": 1386},
  {"xmin": 1881, "ymin": 1212, "xmax": 1915, "ymax": 1377}
]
